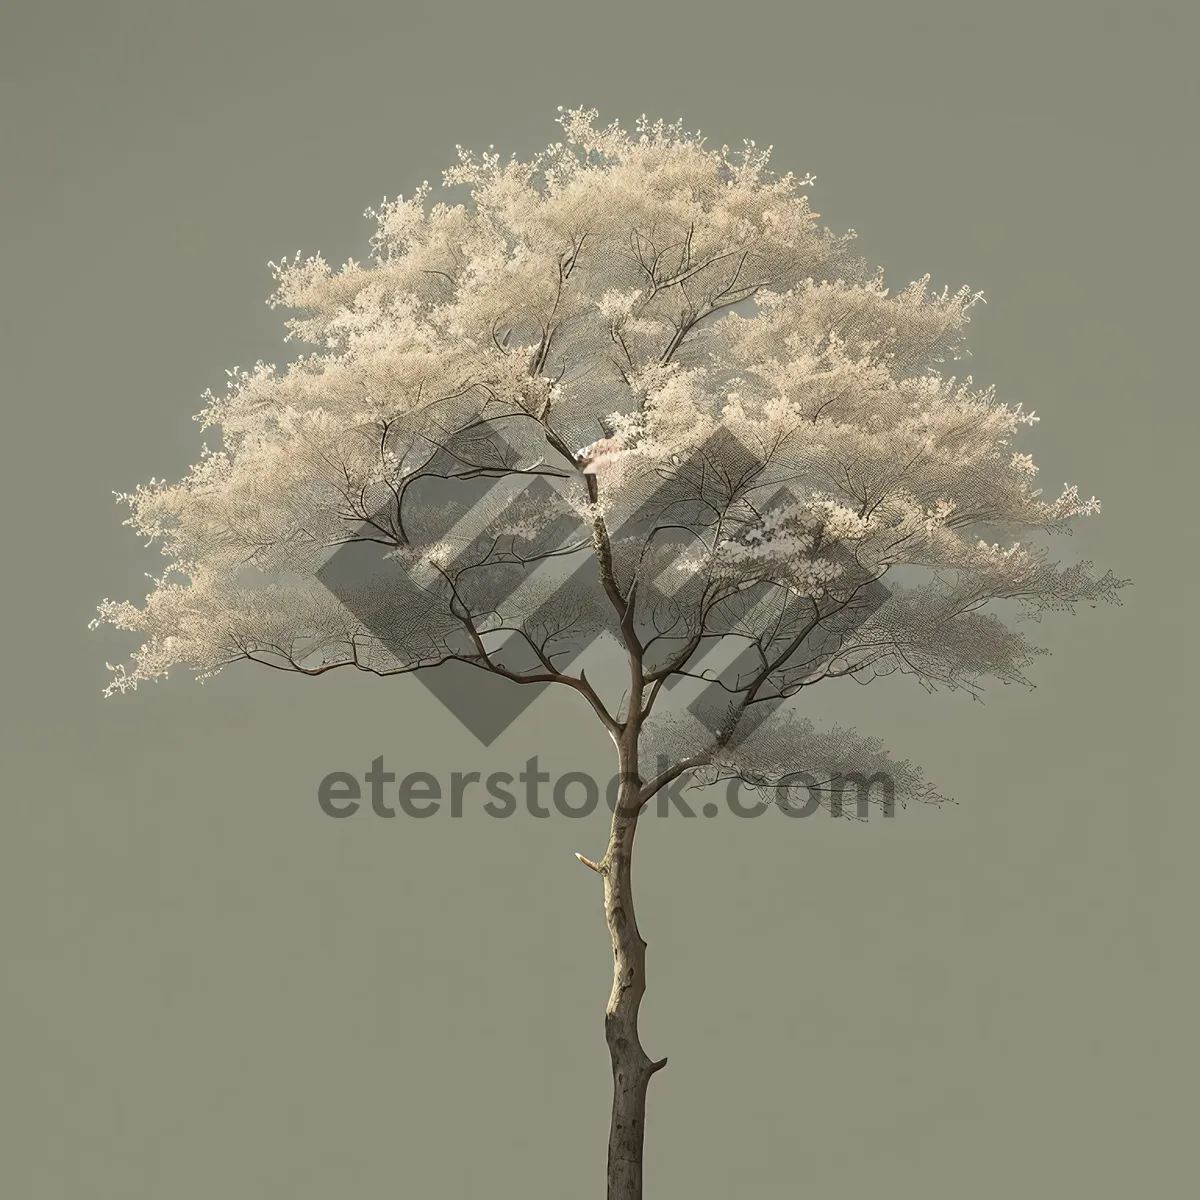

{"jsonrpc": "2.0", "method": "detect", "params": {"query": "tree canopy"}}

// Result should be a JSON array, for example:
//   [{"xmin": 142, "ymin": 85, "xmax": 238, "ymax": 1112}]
[{"xmin": 92, "ymin": 107, "xmax": 1126, "ymax": 808}]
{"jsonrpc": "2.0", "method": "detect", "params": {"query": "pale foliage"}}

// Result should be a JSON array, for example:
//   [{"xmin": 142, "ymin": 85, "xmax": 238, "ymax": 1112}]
[{"xmin": 91, "ymin": 107, "xmax": 1126, "ymax": 805}]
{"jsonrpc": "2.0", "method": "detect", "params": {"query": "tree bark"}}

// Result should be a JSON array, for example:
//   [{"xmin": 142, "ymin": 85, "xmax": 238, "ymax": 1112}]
[{"xmin": 601, "ymin": 757, "xmax": 666, "ymax": 1200}]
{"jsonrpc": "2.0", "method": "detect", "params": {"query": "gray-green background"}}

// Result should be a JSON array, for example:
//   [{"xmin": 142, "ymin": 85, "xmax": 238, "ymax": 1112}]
[{"xmin": 3, "ymin": 2, "xmax": 1195, "ymax": 1196}]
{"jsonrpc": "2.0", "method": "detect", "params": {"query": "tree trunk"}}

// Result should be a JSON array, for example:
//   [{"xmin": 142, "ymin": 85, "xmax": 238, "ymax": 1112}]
[{"xmin": 602, "ymin": 766, "xmax": 666, "ymax": 1200}]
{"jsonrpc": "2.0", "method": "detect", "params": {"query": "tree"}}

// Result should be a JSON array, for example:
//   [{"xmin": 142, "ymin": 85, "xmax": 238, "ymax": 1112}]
[{"xmin": 91, "ymin": 107, "xmax": 1127, "ymax": 1199}]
